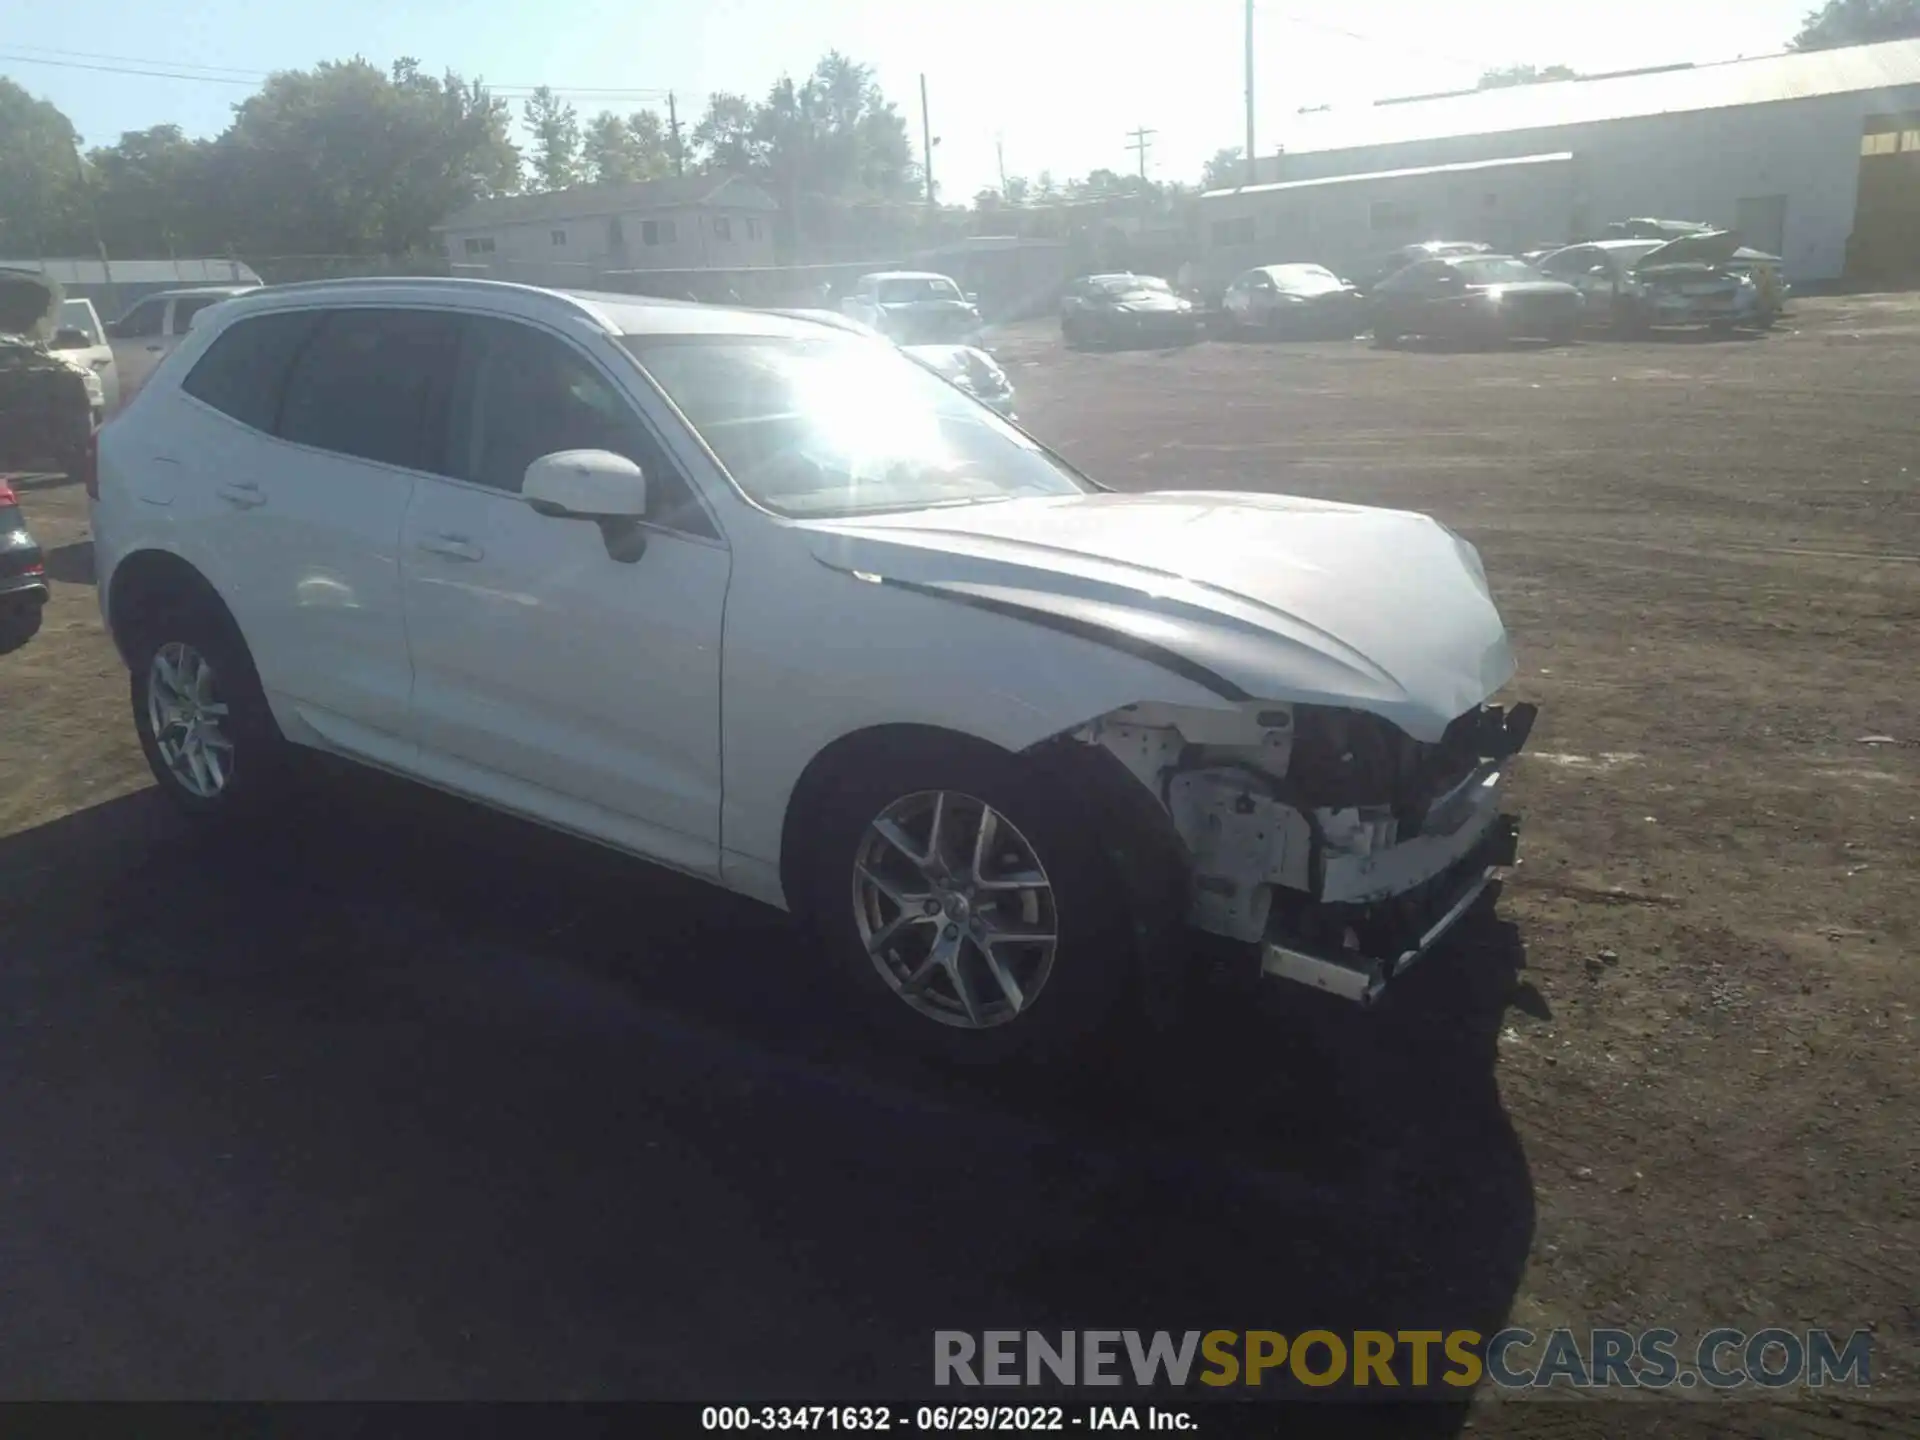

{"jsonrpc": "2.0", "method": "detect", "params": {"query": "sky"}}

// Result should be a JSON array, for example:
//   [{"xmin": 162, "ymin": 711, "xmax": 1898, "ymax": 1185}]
[{"xmin": 6, "ymin": 0, "xmax": 1819, "ymax": 199}]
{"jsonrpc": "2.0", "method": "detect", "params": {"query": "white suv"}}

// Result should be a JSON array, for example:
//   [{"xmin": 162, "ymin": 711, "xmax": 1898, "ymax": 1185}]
[{"xmin": 91, "ymin": 278, "xmax": 1535, "ymax": 1059}]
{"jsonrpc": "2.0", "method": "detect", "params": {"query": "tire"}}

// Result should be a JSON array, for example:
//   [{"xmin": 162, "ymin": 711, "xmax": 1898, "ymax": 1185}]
[
  {"xmin": 128, "ymin": 594, "xmax": 292, "ymax": 825},
  {"xmin": 1547, "ymin": 319, "xmax": 1577, "ymax": 346},
  {"xmin": 1061, "ymin": 316, "xmax": 1081, "ymax": 350},
  {"xmin": 793, "ymin": 736, "xmax": 1133, "ymax": 1065},
  {"xmin": 0, "ymin": 599, "xmax": 43, "ymax": 654},
  {"xmin": 1373, "ymin": 324, "xmax": 1401, "ymax": 348}
]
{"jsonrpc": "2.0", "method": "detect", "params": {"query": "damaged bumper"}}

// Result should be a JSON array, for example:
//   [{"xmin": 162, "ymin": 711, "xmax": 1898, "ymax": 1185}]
[{"xmin": 1262, "ymin": 811, "xmax": 1518, "ymax": 1005}]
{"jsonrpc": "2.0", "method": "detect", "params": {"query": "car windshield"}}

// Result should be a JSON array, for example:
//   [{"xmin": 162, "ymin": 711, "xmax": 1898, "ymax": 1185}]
[
  {"xmin": 876, "ymin": 277, "xmax": 962, "ymax": 304},
  {"xmin": 1267, "ymin": 265, "xmax": 1343, "ymax": 295},
  {"xmin": 59, "ymin": 300, "xmax": 103, "ymax": 344},
  {"xmin": 626, "ymin": 335, "xmax": 1087, "ymax": 518},
  {"xmin": 1454, "ymin": 257, "xmax": 1547, "ymax": 285}
]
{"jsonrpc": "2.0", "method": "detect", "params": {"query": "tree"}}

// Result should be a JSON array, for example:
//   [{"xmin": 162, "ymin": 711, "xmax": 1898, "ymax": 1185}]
[
  {"xmin": 522, "ymin": 85, "xmax": 582, "ymax": 191},
  {"xmin": 86, "ymin": 125, "xmax": 216, "ymax": 256},
  {"xmin": 692, "ymin": 91, "xmax": 762, "ymax": 173},
  {"xmin": 1478, "ymin": 64, "xmax": 1578, "ymax": 89},
  {"xmin": 0, "ymin": 78, "xmax": 87, "ymax": 256},
  {"xmin": 1792, "ymin": 0, "xmax": 1920, "ymax": 48},
  {"xmin": 209, "ymin": 58, "xmax": 520, "ymax": 257},
  {"xmin": 1200, "ymin": 146, "xmax": 1245, "ymax": 190},
  {"xmin": 1002, "ymin": 175, "xmax": 1030, "ymax": 205},
  {"xmin": 582, "ymin": 109, "xmax": 672, "ymax": 184}
]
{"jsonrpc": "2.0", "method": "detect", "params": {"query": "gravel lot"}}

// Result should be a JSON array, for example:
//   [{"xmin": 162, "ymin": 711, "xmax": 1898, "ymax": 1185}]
[{"xmin": 1, "ymin": 294, "xmax": 1915, "ymax": 1431}]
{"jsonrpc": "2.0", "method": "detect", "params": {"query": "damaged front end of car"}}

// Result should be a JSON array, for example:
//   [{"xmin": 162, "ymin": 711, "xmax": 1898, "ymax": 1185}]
[{"xmin": 1046, "ymin": 693, "xmax": 1536, "ymax": 1007}]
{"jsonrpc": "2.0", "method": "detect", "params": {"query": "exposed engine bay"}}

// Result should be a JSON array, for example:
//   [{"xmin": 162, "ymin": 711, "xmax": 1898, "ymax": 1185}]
[{"xmin": 1069, "ymin": 697, "xmax": 1536, "ymax": 1004}]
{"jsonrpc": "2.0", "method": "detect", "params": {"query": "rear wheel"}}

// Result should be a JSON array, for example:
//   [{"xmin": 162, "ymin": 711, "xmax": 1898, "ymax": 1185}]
[
  {"xmin": 129, "ymin": 597, "xmax": 292, "ymax": 824},
  {"xmin": 795, "ymin": 739, "xmax": 1131, "ymax": 1064},
  {"xmin": 1373, "ymin": 322, "xmax": 1402, "ymax": 348}
]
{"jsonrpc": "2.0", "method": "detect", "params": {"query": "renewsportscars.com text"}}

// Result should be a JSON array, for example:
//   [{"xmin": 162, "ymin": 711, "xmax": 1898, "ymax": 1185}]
[{"xmin": 934, "ymin": 1328, "xmax": 1873, "ymax": 1392}]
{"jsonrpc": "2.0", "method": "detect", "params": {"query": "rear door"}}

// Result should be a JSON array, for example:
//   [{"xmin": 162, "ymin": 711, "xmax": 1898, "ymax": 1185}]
[
  {"xmin": 185, "ymin": 304, "xmax": 460, "ymax": 762},
  {"xmin": 398, "ymin": 314, "xmax": 730, "ymax": 873}
]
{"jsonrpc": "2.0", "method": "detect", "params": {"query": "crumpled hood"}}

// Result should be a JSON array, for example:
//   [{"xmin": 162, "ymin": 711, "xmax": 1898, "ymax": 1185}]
[
  {"xmin": 0, "ymin": 267, "xmax": 60, "ymax": 339},
  {"xmin": 804, "ymin": 490, "xmax": 1516, "ymax": 741},
  {"xmin": 1106, "ymin": 291, "xmax": 1191, "ymax": 314},
  {"xmin": 1634, "ymin": 229, "xmax": 1742, "ymax": 271}
]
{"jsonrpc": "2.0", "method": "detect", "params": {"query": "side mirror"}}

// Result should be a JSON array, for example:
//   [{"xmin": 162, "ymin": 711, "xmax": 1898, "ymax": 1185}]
[
  {"xmin": 52, "ymin": 327, "xmax": 92, "ymax": 350},
  {"xmin": 524, "ymin": 450, "xmax": 648, "ymax": 518}
]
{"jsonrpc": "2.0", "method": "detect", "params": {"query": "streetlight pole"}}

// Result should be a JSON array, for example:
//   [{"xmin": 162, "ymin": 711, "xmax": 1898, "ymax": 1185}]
[{"xmin": 1245, "ymin": 0, "xmax": 1258, "ymax": 185}]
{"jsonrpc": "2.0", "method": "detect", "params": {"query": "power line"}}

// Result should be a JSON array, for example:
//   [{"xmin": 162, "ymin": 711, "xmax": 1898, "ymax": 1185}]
[{"xmin": 0, "ymin": 46, "xmax": 700, "ymax": 101}]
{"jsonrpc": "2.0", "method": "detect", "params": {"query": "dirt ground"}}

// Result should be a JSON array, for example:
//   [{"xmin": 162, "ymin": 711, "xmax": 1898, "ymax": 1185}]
[{"xmin": 1, "ymin": 295, "xmax": 1915, "ymax": 1429}]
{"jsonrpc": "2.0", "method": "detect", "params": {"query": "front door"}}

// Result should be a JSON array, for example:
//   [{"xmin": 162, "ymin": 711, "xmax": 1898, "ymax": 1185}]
[{"xmin": 399, "ymin": 314, "xmax": 731, "ymax": 876}]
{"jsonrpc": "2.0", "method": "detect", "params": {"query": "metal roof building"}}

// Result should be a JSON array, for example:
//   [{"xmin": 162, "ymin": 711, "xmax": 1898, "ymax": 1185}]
[{"xmin": 1222, "ymin": 38, "xmax": 1920, "ymax": 282}]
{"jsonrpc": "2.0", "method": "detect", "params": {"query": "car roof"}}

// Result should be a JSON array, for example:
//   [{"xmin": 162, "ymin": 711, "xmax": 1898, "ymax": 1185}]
[
  {"xmin": 192, "ymin": 276, "xmax": 849, "ymax": 340},
  {"xmin": 1440, "ymin": 252, "xmax": 1520, "ymax": 264},
  {"xmin": 860, "ymin": 271, "xmax": 952, "ymax": 282},
  {"xmin": 142, "ymin": 285, "xmax": 262, "ymax": 301}
]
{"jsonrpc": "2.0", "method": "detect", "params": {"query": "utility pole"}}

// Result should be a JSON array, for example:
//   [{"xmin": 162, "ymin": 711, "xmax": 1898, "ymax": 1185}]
[
  {"xmin": 920, "ymin": 74, "xmax": 936, "ymax": 206},
  {"xmin": 1126, "ymin": 126, "xmax": 1157, "ymax": 184},
  {"xmin": 668, "ymin": 92, "xmax": 685, "ymax": 176},
  {"xmin": 996, "ymin": 134, "xmax": 1008, "ymax": 199},
  {"xmin": 1244, "ymin": 0, "xmax": 1258, "ymax": 185}
]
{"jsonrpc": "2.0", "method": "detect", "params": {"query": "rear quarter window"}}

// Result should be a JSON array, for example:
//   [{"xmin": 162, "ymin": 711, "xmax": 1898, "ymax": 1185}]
[
  {"xmin": 276, "ymin": 308, "xmax": 463, "ymax": 471},
  {"xmin": 179, "ymin": 310, "xmax": 323, "ymax": 433}
]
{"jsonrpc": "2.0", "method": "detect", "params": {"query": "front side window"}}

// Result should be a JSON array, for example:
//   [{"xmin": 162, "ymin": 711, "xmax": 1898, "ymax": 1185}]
[
  {"xmin": 276, "ymin": 308, "xmax": 463, "ymax": 470},
  {"xmin": 627, "ymin": 334, "xmax": 1093, "ymax": 519},
  {"xmin": 180, "ymin": 309, "xmax": 323, "ymax": 432},
  {"xmin": 447, "ymin": 317, "xmax": 707, "ymax": 533}
]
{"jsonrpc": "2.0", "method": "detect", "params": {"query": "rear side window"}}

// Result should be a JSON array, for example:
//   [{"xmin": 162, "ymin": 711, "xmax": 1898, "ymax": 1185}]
[
  {"xmin": 277, "ymin": 308, "xmax": 462, "ymax": 470},
  {"xmin": 116, "ymin": 299, "xmax": 165, "ymax": 338},
  {"xmin": 179, "ymin": 310, "xmax": 322, "ymax": 432}
]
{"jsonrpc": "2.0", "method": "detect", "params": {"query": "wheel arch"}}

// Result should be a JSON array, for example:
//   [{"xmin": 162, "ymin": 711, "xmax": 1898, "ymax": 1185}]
[{"xmin": 104, "ymin": 547, "xmax": 243, "ymax": 667}]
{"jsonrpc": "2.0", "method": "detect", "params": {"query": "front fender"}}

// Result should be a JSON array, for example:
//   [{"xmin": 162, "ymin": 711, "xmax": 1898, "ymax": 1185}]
[{"xmin": 718, "ymin": 556, "xmax": 1241, "ymax": 877}]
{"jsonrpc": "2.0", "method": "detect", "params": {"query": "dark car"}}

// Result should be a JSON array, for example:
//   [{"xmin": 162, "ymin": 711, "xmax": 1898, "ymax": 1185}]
[
  {"xmin": 1, "ymin": 267, "xmax": 94, "ymax": 482},
  {"xmin": 1370, "ymin": 254, "xmax": 1583, "ymax": 347},
  {"xmin": 1536, "ymin": 232, "xmax": 1781, "ymax": 335},
  {"xmin": 1221, "ymin": 263, "xmax": 1365, "ymax": 338},
  {"xmin": 1357, "ymin": 241, "xmax": 1492, "ymax": 292},
  {"xmin": 0, "ymin": 478, "xmax": 49, "ymax": 651},
  {"xmin": 1060, "ymin": 273, "xmax": 1200, "ymax": 349}
]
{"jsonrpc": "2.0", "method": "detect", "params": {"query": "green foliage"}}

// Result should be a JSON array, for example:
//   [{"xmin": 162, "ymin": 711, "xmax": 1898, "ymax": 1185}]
[
  {"xmin": 1792, "ymin": 0, "xmax": 1920, "ymax": 49},
  {"xmin": 691, "ymin": 53, "xmax": 916, "ymax": 202},
  {"xmin": 1200, "ymin": 147, "xmax": 1246, "ymax": 190},
  {"xmin": 521, "ymin": 86, "xmax": 583, "ymax": 191},
  {"xmin": 0, "ymin": 77, "xmax": 86, "ymax": 254},
  {"xmin": 582, "ymin": 109, "xmax": 673, "ymax": 184}
]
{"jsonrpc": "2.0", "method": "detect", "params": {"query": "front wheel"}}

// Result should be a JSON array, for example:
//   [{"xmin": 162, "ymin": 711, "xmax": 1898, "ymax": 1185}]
[
  {"xmin": 129, "ymin": 598, "xmax": 292, "ymax": 824},
  {"xmin": 796, "ymin": 741, "xmax": 1131, "ymax": 1063}
]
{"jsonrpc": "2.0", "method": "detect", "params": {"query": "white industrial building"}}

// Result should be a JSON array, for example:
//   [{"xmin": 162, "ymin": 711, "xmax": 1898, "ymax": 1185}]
[{"xmin": 1201, "ymin": 38, "xmax": 1920, "ymax": 286}]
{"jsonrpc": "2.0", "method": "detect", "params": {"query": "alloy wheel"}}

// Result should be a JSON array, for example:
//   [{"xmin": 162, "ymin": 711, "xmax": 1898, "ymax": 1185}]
[
  {"xmin": 851, "ymin": 790, "xmax": 1059, "ymax": 1030},
  {"xmin": 146, "ymin": 641, "xmax": 234, "ymax": 799}
]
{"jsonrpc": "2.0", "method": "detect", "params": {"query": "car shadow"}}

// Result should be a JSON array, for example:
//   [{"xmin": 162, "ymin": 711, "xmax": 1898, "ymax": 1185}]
[
  {"xmin": 42, "ymin": 540, "xmax": 94, "ymax": 586},
  {"xmin": 0, "ymin": 767, "xmax": 1535, "ymax": 1416}
]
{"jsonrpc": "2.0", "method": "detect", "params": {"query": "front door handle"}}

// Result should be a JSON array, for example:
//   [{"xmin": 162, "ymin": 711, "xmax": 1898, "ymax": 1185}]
[
  {"xmin": 216, "ymin": 481, "xmax": 266, "ymax": 509},
  {"xmin": 417, "ymin": 534, "xmax": 484, "ymax": 562}
]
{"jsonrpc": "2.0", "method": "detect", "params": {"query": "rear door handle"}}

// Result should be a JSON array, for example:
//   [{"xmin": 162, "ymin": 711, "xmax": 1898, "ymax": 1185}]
[
  {"xmin": 417, "ymin": 534, "xmax": 484, "ymax": 562},
  {"xmin": 216, "ymin": 481, "xmax": 266, "ymax": 509}
]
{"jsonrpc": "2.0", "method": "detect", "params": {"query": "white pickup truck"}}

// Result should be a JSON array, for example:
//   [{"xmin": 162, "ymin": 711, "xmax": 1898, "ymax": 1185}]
[
  {"xmin": 52, "ymin": 297, "xmax": 118, "ymax": 418},
  {"xmin": 106, "ymin": 285, "xmax": 260, "ymax": 406}
]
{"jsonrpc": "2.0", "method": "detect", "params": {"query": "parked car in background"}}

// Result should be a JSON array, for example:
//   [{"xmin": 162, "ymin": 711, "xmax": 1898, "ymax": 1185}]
[
  {"xmin": 1357, "ymin": 241, "xmax": 1492, "ymax": 292},
  {"xmin": 90, "ymin": 277, "xmax": 1534, "ymax": 1061},
  {"xmin": 1, "ymin": 268, "xmax": 95, "ymax": 483},
  {"xmin": 1371, "ymin": 254, "xmax": 1583, "ymax": 347},
  {"xmin": 107, "ymin": 284, "xmax": 259, "ymax": 404},
  {"xmin": 901, "ymin": 343, "xmax": 1016, "ymax": 418},
  {"xmin": 1535, "ymin": 232, "xmax": 1776, "ymax": 334},
  {"xmin": 0, "ymin": 477, "xmax": 50, "ymax": 651},
  {"xmin": 840, "ymin": 271, "xmax": 982, "ymax": 343},
  {"xmin": 53, "ymin": 297, "xmax": 119, "ymax": 416},
  {"xmin": 1059, "ymin": 273, "xmax": 1200, "ymax": 348},
  {"xmin": 1221, "ymin": 264, "xmax": 1365, "ymax": 338}
]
